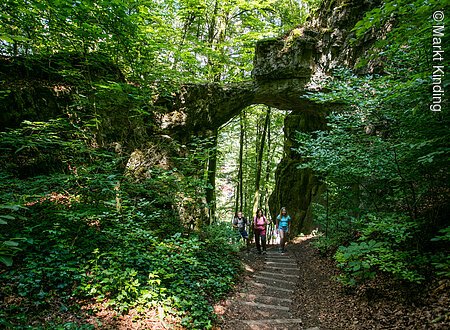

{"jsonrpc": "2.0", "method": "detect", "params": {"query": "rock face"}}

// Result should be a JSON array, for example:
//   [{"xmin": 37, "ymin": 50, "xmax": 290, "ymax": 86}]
[
  {"xmin": 253, "ymin": 0, "xmax": 380, "ymax": 233},
  {"xmin": 0, "ymin": 54, "xmax": 125, "ymax": 130},
  {"xmin": 307, "ymin": 0, "xmax": 382, "ymax": 73},
  {"xmin": 268, "ymin": 110, "xmax": 327, "ymax": 233},
  {"xmin": 158, "ymin": 82, "xmax": 255, "ymax": 141}
]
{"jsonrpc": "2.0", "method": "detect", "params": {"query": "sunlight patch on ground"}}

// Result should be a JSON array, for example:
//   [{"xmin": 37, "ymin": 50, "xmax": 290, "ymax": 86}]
[
  {"xmin": 291, "ymin": 233, "xmax": 319, "ymax": 244},
  {"xmin": 80, "ymin": 301, "xmax": 177, "ymax": 329},
  {"xmin": 243, "ymin": 262, "xmax": 255, "ymax": 273}
]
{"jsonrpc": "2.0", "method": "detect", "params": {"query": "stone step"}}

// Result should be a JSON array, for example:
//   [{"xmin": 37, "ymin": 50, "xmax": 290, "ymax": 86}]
[
  {"xmin": 265, "ymin": 260, "xmax": 297, "ymax": 265},
  {"xmin": 259, "ymin": 271, "xmax": 299, "ymax": 279},
  {"xmin": 265, "ymin": 253, "xmax": 292, "ymax": 257},
  {"xmin": 265, "ymin": 252, "xmax": 293, "ymax": 255},
  {"xmin": 239, "ymin": 301, "xmax": 290, "ymax": 311},
  {"xmin": 265, "ymin": 263, "xmax": 298, "ymax": 268},
  {"xmin": 237, "ymin": 292, "xmax": 292, "ymax": 307},
  {"xmin": 265, "ymin": 252, "xmax": 292, "ymax": 256},
  {"xmin": 230, "ymin": 309, "xmax": 290, "ymax": 322},
  {"xmin": 249, "ymin": 281, "xmax": 294, "ymax": 293},
  {"xmin": 254, "ymin": 275, "xmax": 297, "ymax": 286},
  {"xmin": 235, "ymin": 318, "xmax": 304, "ymax": 330},
  {"xmin": 265, "ymin": 259, "xmax": 296, "ymax": 262},
  {"xmin": 231, "ymin": 302, "xmax": 292, "ymax": 321},
  {"xmin": 265, "ymin": 266, "xmax": 299, "ymax": 272},
  {"xmin": 265, "ymin": 257, "xmax": 294, "ymax": 262},
  {"xmin": 264, "ymin": 254, "xmax": 293, "ymax": 259}
]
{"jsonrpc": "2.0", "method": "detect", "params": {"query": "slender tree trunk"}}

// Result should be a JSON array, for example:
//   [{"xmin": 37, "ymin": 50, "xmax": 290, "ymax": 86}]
[
  {"xmin": 263, "ymin": 108, "xmax": 273, "ymax": 243},
  {"xmin": 234, "ymin": 186, "xmax": 239, "ymax": 215},
  {"xmin": 252, "ymin": 108, "xmax": 270, "ymax": 216},
  {"xmin": 263, "ymin": 107, "xmax": 272, "ymax": 217},
  {"xmin": 243, "ymin": 111, "xmax": 249, "ymax": 217},
  {"xmin": 206, "ymin": 130, "xmax": 218, "ymax": 224},
  {"xmin": 235, "ymin": 111, "xmax": 244, "ymax": 213}
]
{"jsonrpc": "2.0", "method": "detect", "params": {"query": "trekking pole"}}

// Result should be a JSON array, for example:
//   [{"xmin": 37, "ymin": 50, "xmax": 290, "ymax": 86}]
[{"xmin": 247, "ymin": 225, "xmax": 252, "ymax": 253}]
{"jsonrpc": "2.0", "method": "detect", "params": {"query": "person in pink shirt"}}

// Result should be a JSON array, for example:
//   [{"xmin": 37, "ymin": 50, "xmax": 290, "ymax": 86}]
[{"xmin": 253, "ymin": 209, "xmax": 268, "ymax": 254}]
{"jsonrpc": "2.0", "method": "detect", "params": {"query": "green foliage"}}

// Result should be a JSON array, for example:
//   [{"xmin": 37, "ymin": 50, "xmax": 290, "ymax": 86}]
[
  {"xmin": 335, "ymin": 240, "xmax": 381, "ymax": 286},
  {"xmin": 0, "ymin": 118, "xmax": 242, "ymax": 329},
  {"xmin": 431, "ymin": 227, "xmax": 450, "ymax": 278},
  {"xmin": 0, "ymin": 204, "xmax": 28, "ymax": 266},
  {"xmin": 201, "ymin": 221, "xmax": 242, "ymax": 251},
  {"xmin": 309, "ymin": 203, "xmax": 359, "ymax": 255},
  {"xmin": 216, "ymin": 106, "xmax": 285, "ymax": 220},
  {"xmin": 0, "ymin": 119, "xmax": 89, "ymax": 177},
  {"xmin": 77, "ymin": 229, "xmax": 240, "ymax": 324},
  {"xmin": 335, "ymin": 213, "xmax": 425, "ymax": 286},
  {"xmin": 301, "ymin": 66, "xmax": 449, "ymax": 283},
  {"xmin": 0, "ymin": 0, "xmax": 317, "ymax": 85},
  {"xmin": 297, "ymin": 0, "xmax": 449, "ymax": 287},
  {"xmin": 431, "ymin": 227, "xmax": 450, "ymax": 243}
]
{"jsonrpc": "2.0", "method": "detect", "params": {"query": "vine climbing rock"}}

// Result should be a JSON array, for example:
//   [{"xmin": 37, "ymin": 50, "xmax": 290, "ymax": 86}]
[{"xmin": 217, "ymin": 247, "xmax": 318, "ymax": 330}]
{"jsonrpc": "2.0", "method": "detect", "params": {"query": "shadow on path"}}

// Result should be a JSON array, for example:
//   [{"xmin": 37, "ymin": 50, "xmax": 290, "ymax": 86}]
[
  {"xmin": 216, "ymin": 235, "xmax": 449, "ymax": 329},
  {"xmin": 215, "ymin": 237, "xmax": 319, "ymax": 330}
]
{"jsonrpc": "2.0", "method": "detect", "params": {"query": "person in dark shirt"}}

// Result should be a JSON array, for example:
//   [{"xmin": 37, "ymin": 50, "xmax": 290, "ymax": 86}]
[
  {"xmin": 232, "ymin": 211, "xmax": 248, "ymax": 240},
  {"xmin": 232, "ymin": 211, "xmax": 249, "ymax": 252}
]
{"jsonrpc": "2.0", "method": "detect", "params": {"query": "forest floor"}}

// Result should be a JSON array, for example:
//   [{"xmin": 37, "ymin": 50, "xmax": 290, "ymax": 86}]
[
  {"xmin": 214, "ymin": 236, "xmax": 449, "ymax": 330},
  {"xmin": 3, "ymin": 236, "xmax": 448, "ymax": 329}
]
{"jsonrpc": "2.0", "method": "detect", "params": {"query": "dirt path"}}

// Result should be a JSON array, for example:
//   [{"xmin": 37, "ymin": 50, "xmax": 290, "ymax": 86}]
[{"xmin": 215, "ymin": 237, "xmax": 449, "ymax": 329}]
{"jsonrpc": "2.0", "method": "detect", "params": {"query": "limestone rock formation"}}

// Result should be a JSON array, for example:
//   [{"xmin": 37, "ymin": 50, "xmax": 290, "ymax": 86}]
[
  {"xmin": 253, "ymin": 0, "xmax": 381, "ymax": 233},
  {"xmin": 0, "ymin": 54, "xmax": 125, "ymax": 130},
  {"xmin": 268, "ymin": 111, "xmax": 327, "ymax": 233},
  {"xmin": 0, "ymin": 0, "xmax": 383, "ymax": 233},
  {"xmin": 158, "ymin": 82, "xmax": 255, "ymax": 140}
]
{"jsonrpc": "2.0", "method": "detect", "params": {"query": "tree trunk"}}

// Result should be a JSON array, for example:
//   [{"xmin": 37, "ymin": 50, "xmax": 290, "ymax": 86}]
[
  {"xmin": 252, "ymin": 107, "xmax": 270, "ymax": 217},
  {"xmin": 235, "ymin": 111, "xmax": 244, "ymax": 214},
  {"xmin": 263, "ymin": 107, "xmax": 272, "ymax": 218},
  {"xmin": 243, "ymin": 110, "xmax": 249, "ymax": 217},
  {"xmin": 206, "ymin": 130, "xmax": 218, "ymax": 224}
]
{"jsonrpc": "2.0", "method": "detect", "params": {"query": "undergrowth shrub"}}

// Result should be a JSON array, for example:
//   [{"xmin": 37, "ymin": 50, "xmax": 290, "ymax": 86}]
[
  {"xmin": 431, "ymin": 227, "xmax": 450, "ymax": 278},
  {"xmin": 0, "ymin": 204, "xmax": 29, "ymax": 267},
  {"xmin": 325, "ymin": 213, "xmax": 426, "ymax": 286},
  {"xmin": 309, "ymin": 203, "xmax": 361, "ymax": 255},
  {"xmin": 0, "ymin": 119, "xmax": 242, "ymax": 329}
]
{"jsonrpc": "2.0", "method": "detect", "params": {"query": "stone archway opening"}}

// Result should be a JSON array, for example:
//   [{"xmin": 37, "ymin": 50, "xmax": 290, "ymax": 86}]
[{"xmin": 210, "ymin": 99, "xmax": 329, "ymax": 235}]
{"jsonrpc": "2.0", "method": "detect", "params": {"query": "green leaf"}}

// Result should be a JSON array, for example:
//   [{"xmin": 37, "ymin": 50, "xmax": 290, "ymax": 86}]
[
  {"xmin": 0, "ymin": 34, "xmax": 14, "ymax": 43},
  {"xmin": 0, "ymin": 256, "xmax": 13, "ymax": 266},
  {"xmin": 3, "ymin": 241, "xmax": 20, "ymax": 247}
]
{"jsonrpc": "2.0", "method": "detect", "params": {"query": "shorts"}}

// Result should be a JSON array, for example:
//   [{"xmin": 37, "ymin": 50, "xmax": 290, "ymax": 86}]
[{"xmin": 278, "ymin": 226, "xmax": 288, "ymax": 240}]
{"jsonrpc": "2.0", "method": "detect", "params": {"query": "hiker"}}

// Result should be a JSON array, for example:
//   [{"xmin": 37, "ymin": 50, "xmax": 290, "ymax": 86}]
[
  {"xmin": 232, "ymin": 211, "xmax": 249, "ymax": 247},
  {"xmin": 253, "ymin": 209, "xmax": 268, "ymax": 254},
  {"xmin": 276, "ymin": 207, "xmax": 291, "ymax": 253}
]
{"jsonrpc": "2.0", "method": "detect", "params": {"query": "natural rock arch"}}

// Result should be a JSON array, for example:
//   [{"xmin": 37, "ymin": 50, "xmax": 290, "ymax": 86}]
[
  {"xmin": 156, "ymin": 0, "xmax": 382, "ymax": 233},
  {"xmin": 0, "ymin": 0, "xmax": 381, "ymax": 234}
]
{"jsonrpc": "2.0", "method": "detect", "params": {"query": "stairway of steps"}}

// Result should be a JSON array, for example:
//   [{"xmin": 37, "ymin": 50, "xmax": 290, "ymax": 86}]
[{"xmin": 223, "ymin": 248, "xmax": 319, "ymax": 330}]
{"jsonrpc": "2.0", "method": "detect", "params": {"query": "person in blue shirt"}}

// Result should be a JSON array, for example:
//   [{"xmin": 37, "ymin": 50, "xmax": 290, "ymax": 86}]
[{"xmin": 276, "ymin": 207, "xmax": 291, "ymax": 253}]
